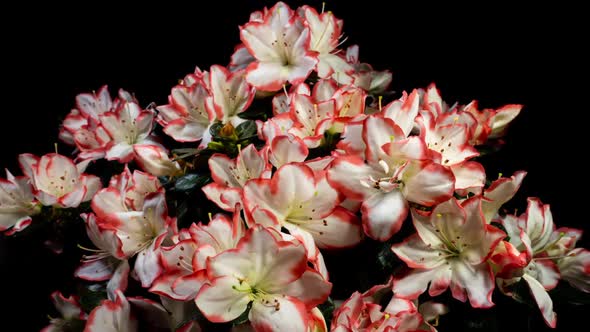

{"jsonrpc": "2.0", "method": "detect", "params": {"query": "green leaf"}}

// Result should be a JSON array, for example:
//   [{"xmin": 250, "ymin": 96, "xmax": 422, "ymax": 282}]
[
  {"xmin": 174, "ymin": 173, "xmax": 209, "ymax": 192},
  {"xmin": 318, "ymin": 297, "xmax": 335, "ymax": 328},
  {"xmin": 209, "ymin": 122, "xmax": 224, "ymax": 139},
  {"xmin": 78, "ymin": 283, "xmax": 107, "ymax": 313},
  {"xmin": 235, "ymin": 120, "xmax": 257, "ymax": 139}
]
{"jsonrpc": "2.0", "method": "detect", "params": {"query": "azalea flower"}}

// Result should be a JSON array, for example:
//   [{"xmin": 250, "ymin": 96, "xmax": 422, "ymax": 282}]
[
  {"xmin": 75, "ymin": 213, "xmax": 130, "ymax": 300},
  {"xmin": 328, "ymin": 116, "xmax": 454, "ymax": 241},
  {"xmin": 202, "ymin": 144, "xmax": 271, "ymax": 212},
  {"xmin": 240, "ymin": 2, "xmax": 318, "ymax": 91},
  {"xmin": 392, "ymin": 197, "xmax": 506, "ymax": 308},
  {"xmin": 0, "ymin": 169, "xmax": 40, "ymax": 234},
  {"xmin": 243, "ymin": 163, "xmax": 363, "ymax": 257},
  {"xmin": 94, "ymin": 192, "xmax": 177, "ymax": 287},
  {"xmin": 84, "ymin": 290, "xmax": 137, "ymax": 332},
  {"xmin": 493, "ymin": 198, "xmax": 589, "ymax": 327},
  {"xmin": 299, "ymin": 6, "xmax": 353, "ymax": 82},
  {"xmin": 207, "ymin": 65, "xmax": 255, "ymax": 126},
  {"xmin": 42, "ymin": 292, "xmax": 86, "ymax": 332},
  {"xmin": 195, "ymin": 226, "xmax": 332, "ymax": 331},
  {"xmin": 331, "ymin": 279, "xmax": 446, "ymax": 332},
  {"xmin": 150, "ymin": 213, "xmax": 245, "ymax": 301},
  {"xmin": 156, "ymin": 76, "xmax": 214, "ymax": 145},
  {"xmin": 18, "ymin": 153, "xmax": 101, "ymax": 208},
  {"xmin": 133, "ymin": 144, "xmax": 181, "ymax": 177}
]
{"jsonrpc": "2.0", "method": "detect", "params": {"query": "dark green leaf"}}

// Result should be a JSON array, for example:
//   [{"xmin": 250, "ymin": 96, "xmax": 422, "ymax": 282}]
[
  {"xmin": 174, "ymin": 173, "xmax": 209, "ymax": 192},
  {"xmin": 318, "ymin": 297, "xmax": 335, "ymax": 328},
  {"xmin": 78, "ymin": 283, "xmax": 107, "ymax": 312},
  {"xmin": 235, "ymin": 120, "xmax": 257, "ymax": 139},
  {"xmin": 550, "ymin": 282, "xmax": 590, "ymax": 305},
  {"xmin": 209, "ymin": 122, "xmax": 224, "ymax": 138}
]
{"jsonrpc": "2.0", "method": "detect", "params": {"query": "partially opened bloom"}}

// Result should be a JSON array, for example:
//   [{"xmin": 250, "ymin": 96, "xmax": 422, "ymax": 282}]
[
  {"xmin": 42, "ymin": 292, "xmax": 86, "ymax": 332},
  {"xmin": 133, "ymin": 144, "xmax": 181, "ymax": 177},
  {"xmin": 392, "ymin": 197, "xmax": 505, "ymax": 308},
  {"xmin": 492, "ymin": 198, "xmax": 589, "ymax": 327},
  {"xmin": 195, "ymin": 226, "xmax": 332, "ymax": 331},
  {"xmin": 300, "ymin": 6, "xmax": 353, "ymax": 82},
  {"xmin": 84, "ymin": 290, "xmax": 137, "ymax": 332},
  {"xmin": 18, "ymin": 153, "xmax": 101, "ymax": 208},
  {"xmin": 240, "ymin": 2, "xmax": 318, "ymax": 91},
  {"xmin": 0, "ymin": 169, "xmax": 40, "ymax": 234}
]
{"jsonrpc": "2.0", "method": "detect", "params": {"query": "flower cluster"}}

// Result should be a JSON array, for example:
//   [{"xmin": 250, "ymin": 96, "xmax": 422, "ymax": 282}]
[{"xmin": 2, "ymin": 2, "xmax": 588, "ymax": 332}]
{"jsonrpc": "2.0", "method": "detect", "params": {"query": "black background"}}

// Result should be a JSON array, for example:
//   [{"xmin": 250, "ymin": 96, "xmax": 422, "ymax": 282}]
[{"xmin": 1, "ymin": 1, "xmax": 588, "ymax": 331}]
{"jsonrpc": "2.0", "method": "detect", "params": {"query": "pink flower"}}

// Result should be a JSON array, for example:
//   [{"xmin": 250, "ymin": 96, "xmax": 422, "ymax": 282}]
[{"xmin": 0, "ymin": 169, "xmax": 40, "ymax": 234}]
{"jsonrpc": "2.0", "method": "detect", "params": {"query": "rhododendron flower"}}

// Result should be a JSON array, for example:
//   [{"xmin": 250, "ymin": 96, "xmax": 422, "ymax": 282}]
[
  {"xmin": 481, "ymin": 171, "xmax": 527, "ymax": 223},
  {"xmin": 195, "ymin": 226, "xmax": 332, "ymax": 331},
  {"xmin": 84, "ymin": 291, "xmax": 137, "ymax": 332},
  {"xmin": 207, "ymin": 65, "xmax": 255, "ymax": 126},
  {"xmin": 91, "ymin": 167, "xmax": 163, "ymax": 220},
  {"xmin": 0, "ymin": 169, "xmax": 40, "ymax": 234},
  {"xmin": 493, "ymin": 198, "xmax": 589, "ymax": 327},
  {"xmin": 300, "ymin": 6, "xmax": 353, "ymax": 82},
  {"xmin": 240, "ymin": 2, "xmax": 318, "ymax": 91},
  {"xmin": 99, "ymin": 101, "xmax": 158, "ymax": 162},
  {"xmin": 18, "ymin": 153, "xmax": 101, "ymax": 208},
  {"xmin": 331, "ymin": 279, "xmax": 446, "ymax": 332},
  {"xmin": 202, "ymin": 144, "xmax": 271, "ymax": 211},
  {"xmin": 150, "ymin": 213, "xmax": 245, "ymax": 301},
  {"xmin": 243, "ymin": 163, "xmax": 363, "ymax": 258},
  {"xmin": 133, "ymin": 144, "xmax": 181, "ymax": 177},
  {"xmin": 329, "ymin": 116, "xmax": 454, "ymax": 241},
  {"xmin": 392, "ymin": 197, "xmax": 505, "ymax": 308},
  {"xmin": 344, "ymin": 45, "xmax": 392, "ymax": 93},
  {"xmin": 95, "ymin": 192, "xmax": 177, "ymax": 287},
  {"xmin": 156, "ymin": 76, "xmax": 214, "ymax": 144},
  {"xmin": 75, "ymin": 213, "xmax": 130, "ymax": 299},
  {"xmin": 42, "ymin": 292, "xmax": 86, "ymax": 332}
]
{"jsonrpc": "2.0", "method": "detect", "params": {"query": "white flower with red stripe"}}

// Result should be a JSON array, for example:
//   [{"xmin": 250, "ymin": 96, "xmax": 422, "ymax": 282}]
[
  {"xmin": 392, "ymin": 197, "xmax": 505, "ymax": 308},
  {"xmin": 156, "ymin": 76, "xmax": 214, "ymax": 144},
  {"xmin": 91, "ymin": 167, "xmax": 163, "ymax": 221},
  {"xmin": 99, "ymin": 101, "xmax": 158, "ymax": 163},
  {"xmin": 75, "ymin": 213, "xmax": 130, "ymax": 300},
  {"xmin": 0, "ymin": 169, "xmax": 40, "ymax": 234},
  {"xmin": 195, "ymin": 226, "xmax": 332, "ymax": 332},
  {"xmin": 94, "ymin": 192, "xmax": 177, "ymax": 287},
  {"xmin": 18, "ymin": 153, "xmax": 101, "ymax": 208},
  {"xmin": 59, "ymin": 86, "xmax": 135, "ymax": 161},
  {"xmin": 300, "ymin": 6, "xmax": 353, "ymax": 82},
  {"xmin": 328, "ymin": 115, "xmax": 454, "ymax": 241},
  {"xmin": 243, "ymin": 163, "xmax": 363, "ymax": 260},
  {"xmin": 133, "ymin": 144, "xmax": 181, "ymax": 177},
  {"xmin": 84, "ymin": 290, "xmax": 137, "ymax": 332},
  {"xmin": 150, "ymin": 213, "xmax": 245, "ymax": 301},
  {"xmin": 331, "ymin": 279, "xmax": 446, "ymax": 332},
  {"xmin": 492, "ymin": 198, "xmax": 590, "ymax": 327},
  {"xmin": 42, "ymin": 291, "xmax": 86, "ymax": 332},
  {"xmin": 240, "ymin": 2, "xmax": 318, "ymax": 91},
  {"xmin": 202, "ymin": 144, "xmax": 271, "ymax": 212},
  {"xmin": 207, "ymin": 65, "xmax": 255, "ymax": 126}
]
